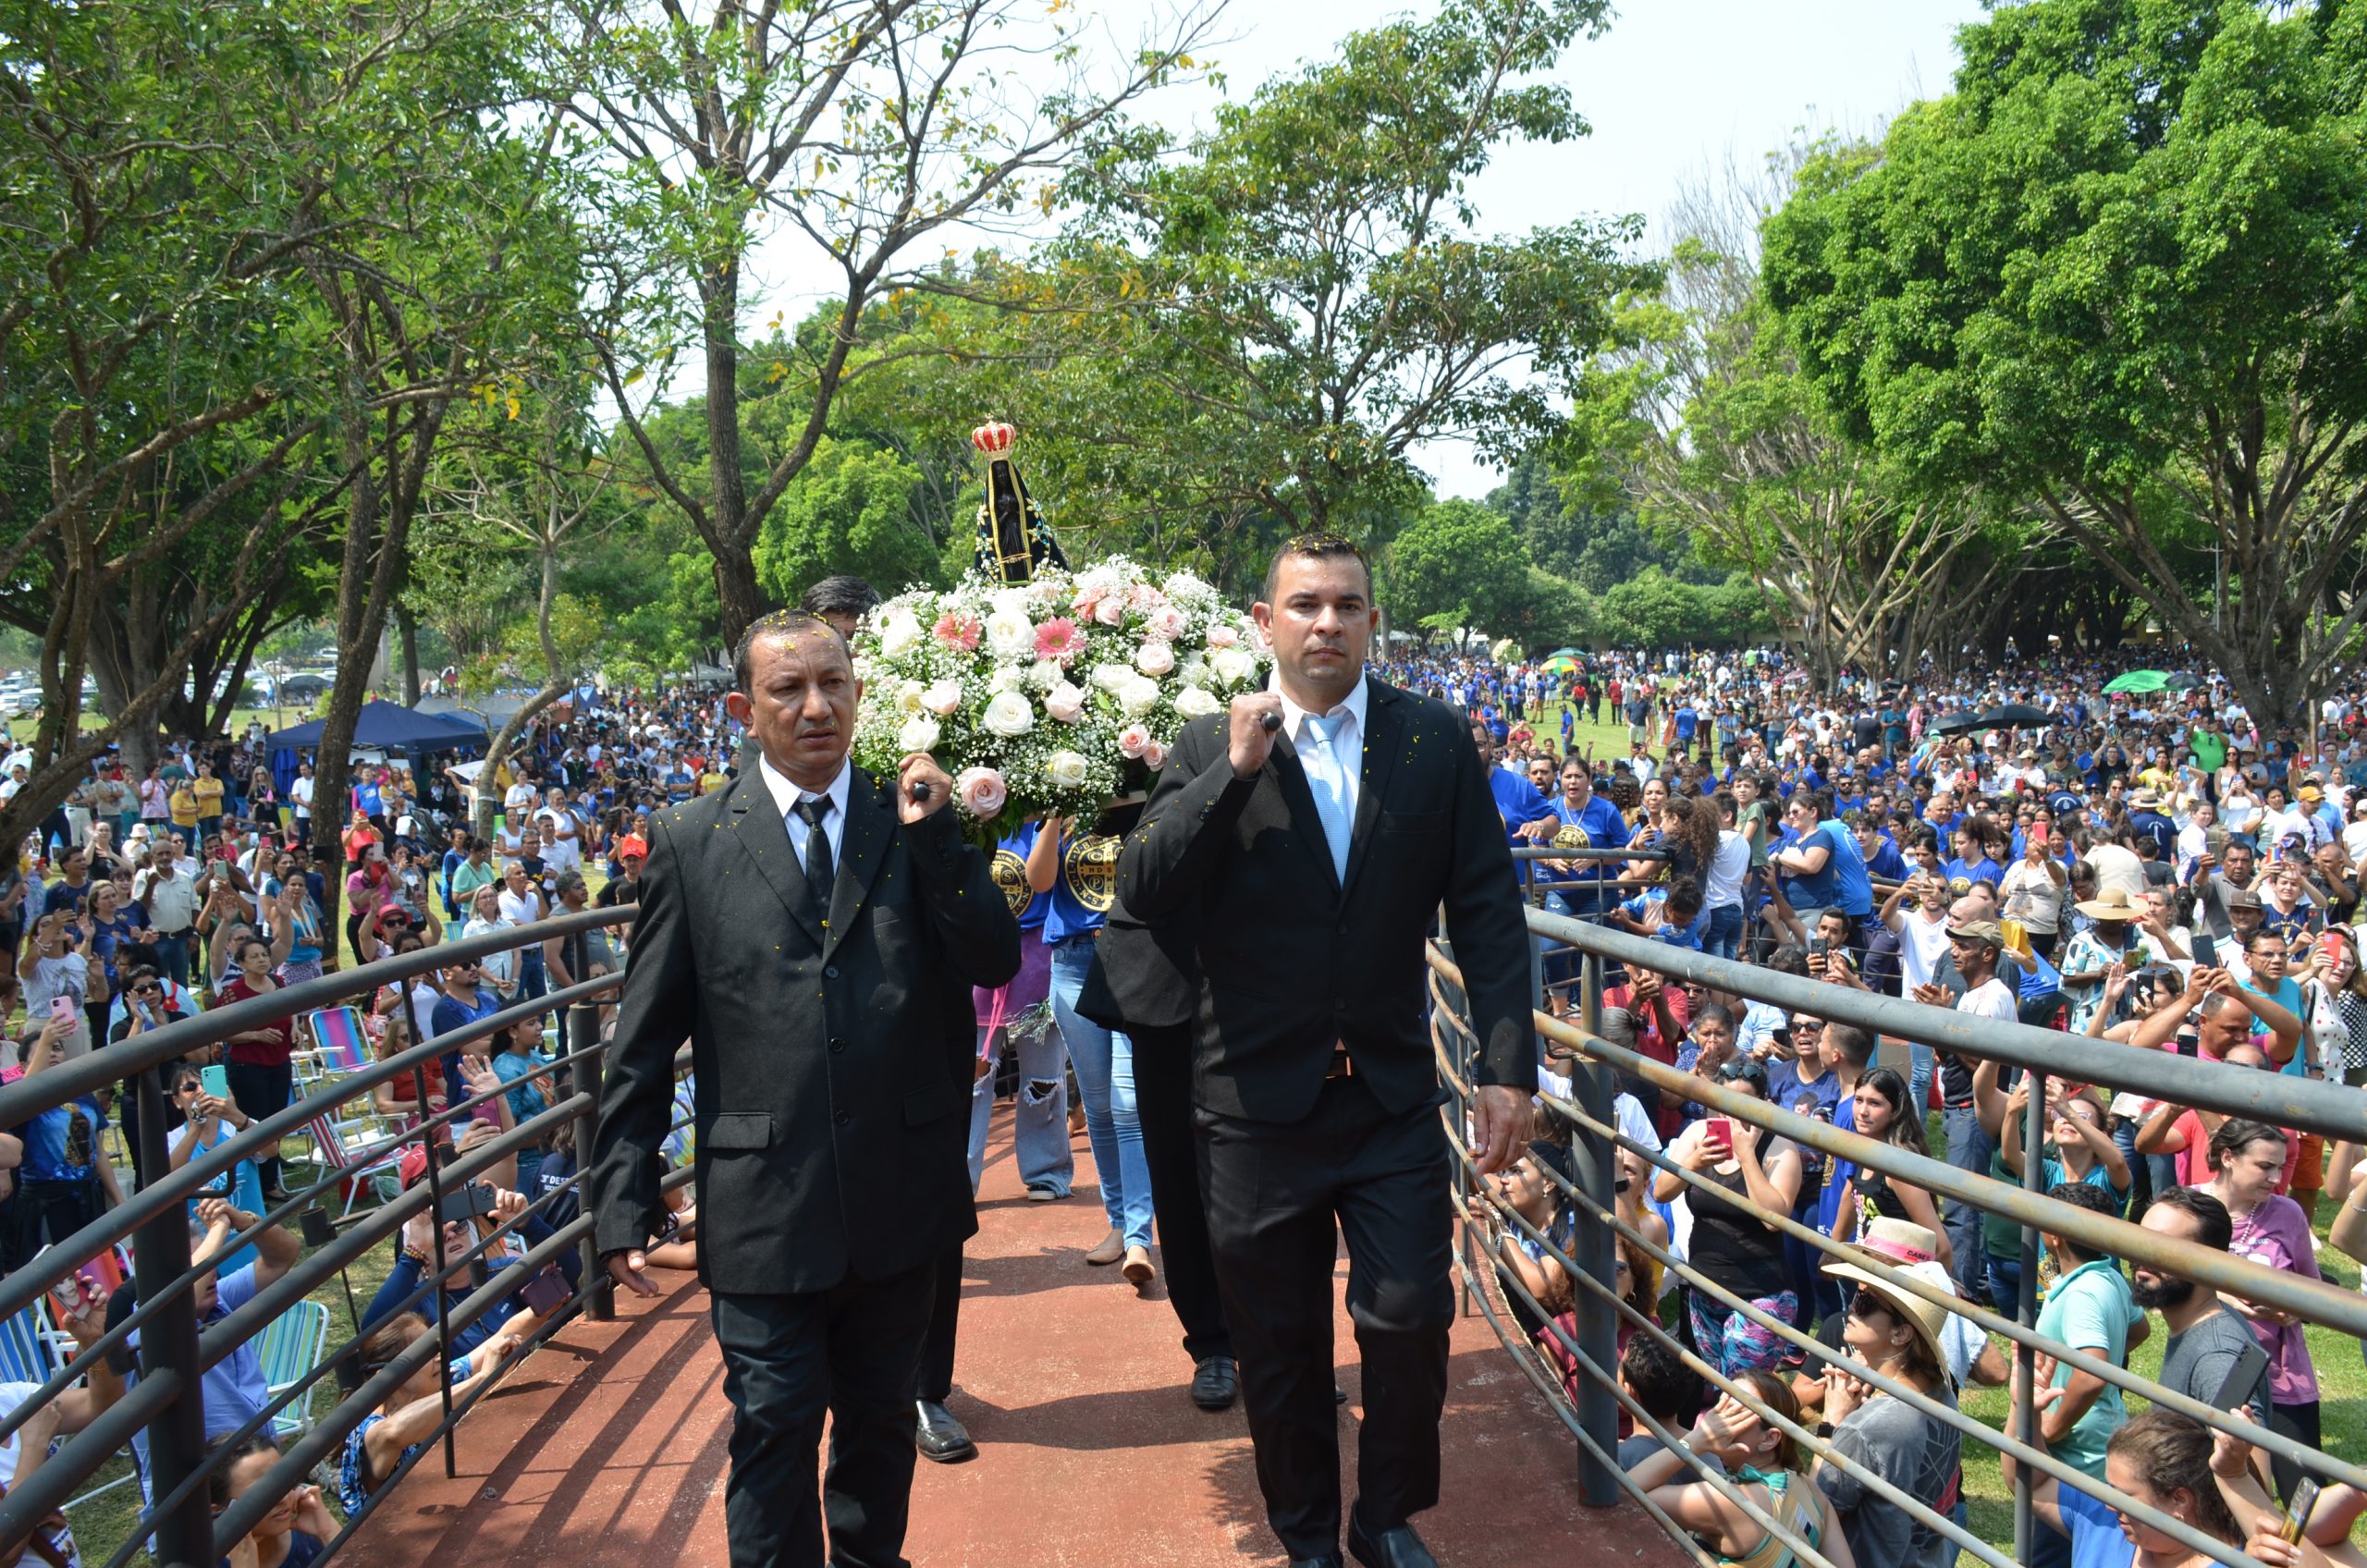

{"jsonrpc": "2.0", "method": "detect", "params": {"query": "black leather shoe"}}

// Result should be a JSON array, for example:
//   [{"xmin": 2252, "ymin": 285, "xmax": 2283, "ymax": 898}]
[
  {"xmin": 1348, "ymin": 1514, "xmax": 1437, "ymax": 1568},
  {"xmin": 1190, "ymin": 1354, "xmax": 1238, "ymax": 1410},
  {"xmin": 914, "ymin": 1400, "xmax": 977, "ymax": 1464}
]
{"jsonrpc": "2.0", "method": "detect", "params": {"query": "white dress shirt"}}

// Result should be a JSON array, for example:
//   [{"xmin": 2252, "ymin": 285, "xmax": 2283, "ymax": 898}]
[
  {"xmin": 756, "ymin": 752, "xmax": 852, "ymax": 873},
  {"xmin": 1271, "ymin": 673, "xmax": 1367, "ymax": 825}
]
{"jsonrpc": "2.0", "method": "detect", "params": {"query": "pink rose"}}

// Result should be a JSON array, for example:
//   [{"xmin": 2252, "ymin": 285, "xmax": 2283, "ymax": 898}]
[
  {"xmin": 954, "ymin": 766, "xmax": 1008, "ymax": 819},
  {"xmin": 1093, "ymin": 596, "xmax": 1126, "ymax": 627},
  {"xmin": 1045, "ymin": 681, "xmax": 1086, "ymax": 723},
  {"xmin": 933, "ymin": 612, "xmax": 981, "ymax": 652},
  {"xmin": 1143, "ymin": 739, "xmax": 1167, "ymax": 771},
  {"xmin": 1034, "ymin": 617, "xmax": 1086, "ymax": 666},
  {"xmin": 1134, "ymin": 640, "xmax": 1177, "ymax": 677},
  {"xmin": 1118, "ymin": 723, "xmax": 1151, "ymax": 758},
  {"xmin": 1150, "ymin": 605, "xmax": 1188, "ymax": 641},
  {"xmin": 922, "ymin": 680, "xmax": 963, "ymax": 717},
  {"xmin": 1126, "ymin": 582, "xmax": 1167, "ymax": 611},
  {"xmin": 1204, "ymin": 623, "xmax": 1239, "ymax": 649}
]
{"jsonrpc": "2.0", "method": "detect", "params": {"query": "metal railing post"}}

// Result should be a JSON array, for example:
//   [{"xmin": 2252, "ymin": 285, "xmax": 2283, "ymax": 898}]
[
  {"xmin": 414, "ymin": 1064, "xmax": 459, "ymax": 1479},
  {"xmin": 2013, "ymin": 1069, "xmax": 2046, "ymax": 1566},
  {"xmin": 1568, "ymin": 948, "xmax": 1619, "ymax": 1507},
  {"xmin": 131, "ymin": 1070, "xmax": 214, "ymax": 1568},
  {"xmin": 571, "ymin": 1003, "xmax": 614, "ymax": 1321}
]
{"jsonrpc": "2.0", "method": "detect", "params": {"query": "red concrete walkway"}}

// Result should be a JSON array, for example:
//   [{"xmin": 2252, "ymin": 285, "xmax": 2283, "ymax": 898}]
[{"xmin": 344, "ymin": 1107, "xmax": 1687, "ymax": 1568}]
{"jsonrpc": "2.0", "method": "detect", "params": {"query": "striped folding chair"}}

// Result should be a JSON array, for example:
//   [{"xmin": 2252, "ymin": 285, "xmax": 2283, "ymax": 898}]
[
  {"xmin": 0, "ymin": 1303, "xmax": 55, "ymax": 1384},
  {"xmin": 297, "ymin": 1107, "xmax": 407, "ymax": 1219},
  {"xmin": 303, "ymin": 1007, "xmax": 374, "ymax": 1076},
  {"xmin": 257, "ymin": 1300, "xmax": 329, "ymax": 1439}
]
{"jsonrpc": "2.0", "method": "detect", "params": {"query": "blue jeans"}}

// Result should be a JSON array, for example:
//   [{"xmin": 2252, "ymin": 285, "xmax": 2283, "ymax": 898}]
[
  {"xmin": 1703, "ymin": 904, "xmax": 1744, "ymax": 962},
  {"xmin": 1907, "ymin": 1043, "xmax": 1934, "ymax": 1122},
  {"xmin": 1049, "ymin": 937, "xmax": 1154, "ymax": 1248},
  {"xmin": 1942, "ymin": 1107, "xmax": 1992, "ymax": 1301},
  {"xmin": 967, "ymin": 1017, "xmax": 1073, "ymax": 1197}
]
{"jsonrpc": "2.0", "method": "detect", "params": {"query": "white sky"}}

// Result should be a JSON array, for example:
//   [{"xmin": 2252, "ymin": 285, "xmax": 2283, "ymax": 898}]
[{"xmin": 740, "ymin": 0, "xmax": 1983, "ymax": 499}]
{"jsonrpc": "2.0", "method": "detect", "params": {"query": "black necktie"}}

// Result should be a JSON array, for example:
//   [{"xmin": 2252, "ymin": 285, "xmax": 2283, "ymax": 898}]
[{"xmin": 793, "ymin": 795, "xmax": 833, "ymax": 924}]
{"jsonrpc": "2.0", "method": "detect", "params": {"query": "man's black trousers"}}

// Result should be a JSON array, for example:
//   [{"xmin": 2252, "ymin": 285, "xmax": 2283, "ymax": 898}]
[
  {"xmin": 1134, "ymin": 1021, "xmax": 1232, "ymax": 1364},
  {"xmin": 709, "ymin": 1258, "xmax": 936, "ymax": 1568},
  {"xmin": 1197, "ymin": 1075, "xmax": 1453, "ymax": 1560}
]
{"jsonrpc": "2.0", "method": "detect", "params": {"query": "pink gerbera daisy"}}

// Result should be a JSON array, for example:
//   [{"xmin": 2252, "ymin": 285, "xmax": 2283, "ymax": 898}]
[
  {"xmin": 933, "ymin": 611, "xmax": 981, "ymax": 652},
  {"xmin": 1035, "ymin": 617, "xmax": 1086, "ymax": 666}
]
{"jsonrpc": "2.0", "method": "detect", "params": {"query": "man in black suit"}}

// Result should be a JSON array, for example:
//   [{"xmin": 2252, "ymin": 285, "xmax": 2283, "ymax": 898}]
[
  {"xmin": 1118, "ymin": 535, "xmax": 1536, "ymax": 1568},
  {"xmin": 591, "ymin": 611, "xmax": 1020, "ymax": 1568},
  {"xmin": 1074, "ymin": 892, "xmax": 1237, "ymax": 1408}
]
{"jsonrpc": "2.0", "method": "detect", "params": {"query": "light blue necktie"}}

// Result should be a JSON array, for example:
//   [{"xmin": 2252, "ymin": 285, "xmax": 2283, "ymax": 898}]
[{"xmin": 1302, "ymin": 713, "xmax": 1353, "ymax": 882}]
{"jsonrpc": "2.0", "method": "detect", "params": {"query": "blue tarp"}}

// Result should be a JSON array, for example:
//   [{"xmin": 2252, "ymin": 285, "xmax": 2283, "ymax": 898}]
[{"xmin": 268, "ymin": 700, "xmax": 486, "ymax": 797}]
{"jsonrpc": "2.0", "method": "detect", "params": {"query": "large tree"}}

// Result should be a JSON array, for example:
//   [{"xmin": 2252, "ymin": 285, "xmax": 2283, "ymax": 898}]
[
  {"xmin": 1761, "ymin": 0, "xmax": 2367, "ymax": 728},
  {"xmin": 1052, "ymin": 0, "xmax": 1657, "ymax": 545},
  {"xmin": 549, "ymin": 0, "xmax": 1220, "ymax": 645}
]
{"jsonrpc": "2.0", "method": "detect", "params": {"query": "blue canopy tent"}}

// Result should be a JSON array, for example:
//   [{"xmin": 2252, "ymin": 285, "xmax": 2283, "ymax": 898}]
[{"xmin": 267, "ymin": 700, "xmax": 487, "ymax": 798}]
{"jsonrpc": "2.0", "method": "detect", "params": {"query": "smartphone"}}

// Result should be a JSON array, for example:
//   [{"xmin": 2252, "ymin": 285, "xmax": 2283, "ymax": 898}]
[
  {"xmin": 2209, "ymin": 1338, "xmax": 2269, "ymax": 1416},
  {"xmin": 1705, "ymin": 1116, "xmax": 1735, "ymax": 1153},
  {"xmin": 200, "ymin": 1064, "xmax": 229, "ymax": 1101},
  {"xmin": 2279, "ymin": 1476, "xmax": 2322, "ymax": 1545},
  {"xmin": 437, "ymin": 1182, "xmax": 500, "ymax": 1225},
  {"xmin": 2030, "ymin": 822, "xmax": 2048, "ymax": 848},
  {"xmin": 1807, "ymin": 935, "xmax": 1828, "ymax": 960},
  {"xmin": 2189, "ymin": 932, "xmax": 2217, "ymax": 971},
  {"xmin": 46, "ymin": 995, "xmax": 75, "ymax": 1025}
]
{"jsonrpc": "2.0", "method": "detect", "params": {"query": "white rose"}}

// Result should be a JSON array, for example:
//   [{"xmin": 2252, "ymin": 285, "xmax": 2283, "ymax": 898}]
[
  {"xmin": 877, "ymin": 609, "xmax": 923, "ymax": 656},
  {"xmin": 1134, "ymin": 640, "xmax": 1177, "ymax": 677},
  {"xmin": 1173, "ymin": 686, "xmax": 1220, "ymax": 719},
  {"xmin": 897, "ymin": 715, "xmax": 941, "ymax": 753},
  {"xmin": 922, "ymin": 680, "xmax": 963, "ymax": 717},
  {"xmin": 989, "ymin": 587, "xmax": 1032, "ymax": 619},
  {"xmin": 1044, "ymin": 750, "xmax": 1089, "ymax": 788},
  {"xmin": 1120, "ymin": 676, "xmax": 1161, "ymax": 716},
  {"xmin": 981, "ymin": 691, "xmax": 1036, "ymax": 737},
  {"xmin": 1210, "ymin": 646, "xmax": 1257, "ymax": 686},
  {"xmin": 986, "ymin": 611, "xmax": 1034, "ymax": 657},
  {"xmin": 1089, "ymin": 663, "xmax": 1131, "ymax": 691},
  {"xmin": 1027, "ymin": 659, "xmax": 1063, "ymax": 692},
  {"xmin": 895, "ymin": 680, "xmax": 928, "ymax": 714},
  {"xmin": 987, "ymin": 664, "xmax": 1026, "ymax": 693},
  {"xmin": 1178, "ymin": 657, "xmax": 1211, "ymax": 687},
  {"xmin": 1045, "ymin": 682, "xmax": 1087, "ymax": 723}
]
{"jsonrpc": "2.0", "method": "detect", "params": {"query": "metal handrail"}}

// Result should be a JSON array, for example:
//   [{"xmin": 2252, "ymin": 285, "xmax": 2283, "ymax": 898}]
[
  {"xmin": 1429, "ymin": 905, "xmax": 2361, "ymax": 1568},
  {"xmin": 0, "ymin": 903, "xmax": 642, "ymax": 1568}
]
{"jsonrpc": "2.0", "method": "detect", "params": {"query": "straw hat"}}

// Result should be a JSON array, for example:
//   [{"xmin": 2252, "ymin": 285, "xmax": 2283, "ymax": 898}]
[
  {"xmin": 1821, "ymin": 1249, "xmax": 1951, "ymax": 1366},
  {"xmin": 2071, "ymin": 887, "xmax": 2141, "ymax": 922}
]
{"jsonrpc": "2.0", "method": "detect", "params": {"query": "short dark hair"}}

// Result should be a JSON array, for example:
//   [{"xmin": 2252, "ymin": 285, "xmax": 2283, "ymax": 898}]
[
  {"xmin": 1261, "ymin": 532, "xmax": 1373, "ymax": 606},
  {"xmin": 2046, "ymin": 1179, "xmax": 2122, "ymax": 1262},
  {"xmin": 797, "ymin": 574, "xmax": 881, "ymax": 622},
  {"xmin": 732, "ymin": 609, "xmax": 850, "ymax": 694},
  {"xmin": 1618, "ymin": 1330, "xmax": 1703, "ymax": 1424},
  {"xmin": 1823, "ymin": 1023, "xmax": 1876, "ymax": 1069},
  {"xmin": 2146, "ymin": 1185, "xmax": 2232, "ymax": 1253}
]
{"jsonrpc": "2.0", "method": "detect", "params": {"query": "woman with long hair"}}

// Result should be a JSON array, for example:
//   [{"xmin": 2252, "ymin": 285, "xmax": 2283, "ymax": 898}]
[
  {"xmin": 2204, "ymin": 1120, "xmax": 2324, "ymax": 1505},
  {"xmin": 2306, "ymin": 928, "xmax": 2367, "ymax": 1090},
  {"xmin": 1654, "ymin": 794, "xmax": 1723, "ymax": 889},
  {"xmin": 1830, "ymin": 1067, "xmax": 1953, "ymax": 1272},
  {"xmin": 220, "ymin": 934, "xmax": 298, "ymax": 1202},
  {"xmin": 2004, "ymin": 1407, "xmax": 2255, "ymax": 1568},
  {"xmin": 1626, "ymin": 1373, "xmax": 1855, "ymax": 1568},
  {"xmin": 1652, "ymin": 1060, "xmax": 1806, "ymax": 1374}
]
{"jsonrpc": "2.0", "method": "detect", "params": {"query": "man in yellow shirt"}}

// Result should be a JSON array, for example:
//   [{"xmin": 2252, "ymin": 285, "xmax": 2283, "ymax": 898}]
[{"xmin": 191, "ymin": 761, "xmax": 226, "ymax": 840}]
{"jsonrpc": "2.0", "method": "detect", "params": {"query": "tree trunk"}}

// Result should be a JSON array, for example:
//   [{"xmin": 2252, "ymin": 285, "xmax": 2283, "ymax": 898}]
[{"xmin": 396, "ymin": 600, "xmax": 423, "ymax": 704}]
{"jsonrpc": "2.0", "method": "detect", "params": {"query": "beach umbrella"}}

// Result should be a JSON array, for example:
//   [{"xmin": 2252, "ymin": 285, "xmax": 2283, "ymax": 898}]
[
  {"xmin": 1541, "ymin": 655, "xmax": 1580, "ymax": 676},
  {"xmin": 2103, "ymin": 669, "xmax": 2171, "ymax": 695}
]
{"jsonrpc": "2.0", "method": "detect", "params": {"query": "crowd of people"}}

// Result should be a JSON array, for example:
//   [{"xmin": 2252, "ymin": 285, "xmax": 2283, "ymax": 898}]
[
  {"xmin": 0, "ymin": 681, "xmax": 763, "ymax": 1560},
  {"xmin": 1411, "ymin": 643, "xmax": 2367, "ymax": 1568},
  {"xmin": 9, "ymin": 614, "xmax": 2367, "ymax": 1565}
]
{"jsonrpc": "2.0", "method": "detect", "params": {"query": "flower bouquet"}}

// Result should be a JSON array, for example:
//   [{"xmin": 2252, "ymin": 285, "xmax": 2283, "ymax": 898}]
[{"xmin": 850, "ymin": 558, "xmax": 1269, "ymax": 834}]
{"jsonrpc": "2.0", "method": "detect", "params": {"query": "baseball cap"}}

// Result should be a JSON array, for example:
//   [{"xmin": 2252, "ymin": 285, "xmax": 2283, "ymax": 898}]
[
  {"xmin": 2225, "ymin": 885, "xmax": 2263, "ymax": 911},
  {"xmin": 1944, "ymin": 919, "xmax": 2004, "ymax": 948},
  {"xmin": 617, "ymin": 833, "xmax": 648, "ymax": 862}
]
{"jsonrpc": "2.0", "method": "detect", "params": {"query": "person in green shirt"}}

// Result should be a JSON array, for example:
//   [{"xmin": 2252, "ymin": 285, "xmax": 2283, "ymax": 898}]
[
  {"xmin": 2030, "ymin": 1182, "xmax": 2146, "ymax": 1497},
  {"xmin": 2190, "ymin": 721, "xmax": 2227, "ymax": 777}
]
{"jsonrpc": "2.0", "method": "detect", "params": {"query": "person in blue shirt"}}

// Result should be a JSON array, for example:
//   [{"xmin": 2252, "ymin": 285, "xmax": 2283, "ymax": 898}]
[
  {"xmin": 1472, "ymin": 722, "xmax": 1556, "ymax": 847},
  {"xmin": 1673, "ymin": 703, "xmax": 1698, "ymax": 751},
  {"xmin": 973, "ymin": 822, "xmax": 1072, "ymax": 1200},
  {"xmin": 1853, "ymin": 818, "xmax": 1909, "ymax": 884},
  {"xmin": 1613, "ymin": 879, "xmax": 1707, "ymax": 951},
  {"xmin": 1039, "ymin": 813, "xmax": 1153, "ymax": 1278},
  {"xmin": 1941, "ymin": 825, "xmax": 2005, "ymax": 900},
  {"xmin": 6, "ymin": 1014, "xmax": 123, "ymax": 1267},
  {"xmin": 361, "ymin": 1148, "xmax": 577, "ymax": 1358}
]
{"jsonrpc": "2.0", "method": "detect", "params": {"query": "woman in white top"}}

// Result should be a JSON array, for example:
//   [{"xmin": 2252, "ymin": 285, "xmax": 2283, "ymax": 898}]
[
  {"xmin": 460, "ymin": 882, "xmax": 520, "ymax": 1000},
  {"xmin": 2218, "ymin": 777, "xmax": 2263, "ymax": 844},
  {"xmin": 1998, "ymin": 828, "xmax": 2067, "ymax": 959}
]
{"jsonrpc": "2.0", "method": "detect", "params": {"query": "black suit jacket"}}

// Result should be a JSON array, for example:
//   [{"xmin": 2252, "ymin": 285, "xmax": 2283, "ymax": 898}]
[
  {"xmin": 590, "ymin": 767, "xmax": 1020, "ymax": 1295},
  {"xmin": 1073, "ymin": 890, "xmax": 1198, "ymax": 1034},
  {"xmin": 1117, "ymin": 675, "xmax": 1534, "ymax": 1122}
]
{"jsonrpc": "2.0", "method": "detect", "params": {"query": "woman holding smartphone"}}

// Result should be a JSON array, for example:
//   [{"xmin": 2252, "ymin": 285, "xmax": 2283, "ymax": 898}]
[
  {"xmin": 1830, "ymin": 1067, "xmax": 1954, "ymax": 1272},
  {"xmin": 1652, "ymin": 1060, "xmax": 1804, "ymax": 1375}
]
